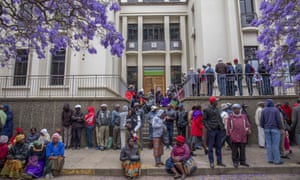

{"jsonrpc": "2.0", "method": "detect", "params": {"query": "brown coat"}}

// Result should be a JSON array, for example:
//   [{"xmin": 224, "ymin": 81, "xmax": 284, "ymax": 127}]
[{"xmin": 215, "ymin": 62, "xmax": 227, "ymax": 74}]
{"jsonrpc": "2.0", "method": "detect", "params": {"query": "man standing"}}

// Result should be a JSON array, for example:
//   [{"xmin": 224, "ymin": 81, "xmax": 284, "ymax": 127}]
[
  {"xmin": 234, "ymin": 59, "xmax": 243, "ymax": 96},
  {"xmin": 165, "ymin": 104, "xmax": 177, "ymax": 149},
  {"xmin": 61, "ymin": 103, "xmax": 73, "ymax": 149},
  {"xmin": 176, "ymin": 104, "xmax": 188, "ymax": 138},
  {"xmin": 96, "ymin": 104, "xmax": 111, "ymax": 151},
  {"xmin": 112, "ymin": 104, "xmax": 121, "ymax": 150},
  {"xmin": 148, "ymin": 106, "xmax": 159, "ymax": 149},
  {"xmin": 71, "ymin": 105, "xmax": 85, "ymax": 150},
  {"xmin": 206, "ymin": 64, "xmax": 215, "ymax": 96},
  {"xmin": 203, "ymin": 96, "xmax": 226, "ymax": 168},
  {"xmin": 260, "ymin": 99, "xmax": 283, "ymax": 165},
  {"xmin": 292, "ymin": 98, "xmax": 300, "ymax": 164},
  {"xmin": 245, "ymin": 60, "xmax": 254, "ymax": 96},
  {"xmin": 255, "ymin": 102, "xmax": 265, "ymax": 148},
  {"xmin": 215, "ymin": 59, "xmax": 227, "ymax": 96}
]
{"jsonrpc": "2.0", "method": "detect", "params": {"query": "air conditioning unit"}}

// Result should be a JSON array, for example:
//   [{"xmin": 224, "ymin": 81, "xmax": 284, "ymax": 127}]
[
  {"xmin": 129, "ymin": 42, "xmax": 135, "ymax": 49},
  {"xmin": 173, "ymin": 41, "xmax": 179, "ymax": 48},
  {"xmin": 151, "ymin": 42, "xmax": 157, "ymax": 48},
  {"xmin": 191, "ymin": 27, "xmax": 196, "ymax": 37}
]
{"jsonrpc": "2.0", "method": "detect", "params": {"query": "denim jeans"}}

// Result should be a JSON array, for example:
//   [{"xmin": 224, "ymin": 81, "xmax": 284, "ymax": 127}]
[
  {"xmin": 207, "ymin": 130, "xmax": 224, "ymax": 163},
  {"xmin": 264, "ymin": 128, "xmax": 281, "ymax": 163},
  {"xmin": 166, "ymin": 123, "xmax": 174, "ymax": 146},
  {"xmin": 217, "ymin": 74, "xmax": 227, "ymax": 96},
  {"xmin": 86, "ymin": 126, "xmax": 94, "ymax": 148},
  {"xmin": 72, "ymin": 127, "xmax": 83, "ymax": 148},
  {"xmin": 237, "ymin": 78, "xmax": 243, "ymax": 96},
  {"xmin": 246, "ymin": 76, "xmax": 253, "ymax": 96},
  {"xmin": 207, "ymin": 81, "xmax": 214, "ymax": 96},
  {"xmin": 149, "ymin": 124, "xmax": 153, "ymax": 141}
]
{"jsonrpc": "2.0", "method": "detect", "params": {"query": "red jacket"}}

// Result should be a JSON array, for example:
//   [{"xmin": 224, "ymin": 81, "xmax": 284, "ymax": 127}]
[
  {"xmin": 281, "ymin": 105, "xmax": 292, "ymax": 122},
  {"xmin": 0, "ymin": 143, "xmax": 8, "ymax": 160},
  {"xmin": 191, "ymin": 110, "xmax": 204, "ymax": 137},
  {"xmin": 227, "ymin": 113, "xmax": 251, "ymax": 143},
  {"xmin": 85, "ymin": 106, "xmax": 95, "ymax": 126},
  {"xmin": 125, "ymin": 90, "xmax": 136, "ymax": 101}
]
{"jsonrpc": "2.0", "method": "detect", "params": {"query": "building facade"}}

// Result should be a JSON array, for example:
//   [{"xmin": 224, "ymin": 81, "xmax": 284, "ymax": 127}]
[{"xmin": 0, "ymin": 0, "xmax": 262, "ymax": 97}]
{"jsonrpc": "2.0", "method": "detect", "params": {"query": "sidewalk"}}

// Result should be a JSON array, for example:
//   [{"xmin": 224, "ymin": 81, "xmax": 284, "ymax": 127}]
[{"xmin": 62, "ymin": 146, "xmax": 300, "ymax": 176}]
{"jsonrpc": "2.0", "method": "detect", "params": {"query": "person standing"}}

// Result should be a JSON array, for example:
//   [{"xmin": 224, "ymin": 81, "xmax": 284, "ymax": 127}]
[
  {"xmin": 215, "ymin": 59, "xmax": 227, "ymax": 96},
  {"xmin": 71, "ymin": 105, "xmax": 85, "ymax": 150},
  {"xmin": 152, "ymin": 110, "xmax": 166, "ymax": 167},
  {"xmin": 176, "ymin": 104, "xmax": 188, "ymax": 138},
  {"xmin": 226, "ymin": 62, "xmax": 235, "ymax": 96},
  {"xmin": 255, "ymin": 102, "xmax": 265, "ymax": 148},
  {"xmin": 120, "ymin": 105, "xmax": 129, "ymax": 148},
  {"xmin": 292, "ymin": 98, "xmax": 300, "ymax": 164},
  {"xmin": 134, "ymin": 103, "xmax": 145, "ymax": 150},
  {"xmin": 165, "ymin": 104, "xmax": 177, "ymax": 149},
  {"xmin": 234, "ymin": 59, "xmax": 243, "ymax": 96},
  {"xmin": 258, "ymin": 61, "xmax": 272, "ymax": 95},
  {"xmin": 260, "ymin": 99, "xmax": 283, "ymax": 165},
  {"xmin": 227, "ymin": 104, "xmax": 251, "ymax": 168},
  {"xmin": 203, "ymin": 96, "xmax": 226, "ymax": 168},
  {"xmin": 61, "ymin": 103, "xmax": 73, "ymax": 149},
  {"xmin": 85, "ymin": 106, "xmax": 95, "ymax": 149},
  {"xmin": 95, "ymin": 104, "xmax": 111, "ymax": 151},
  {"xmin": 220, "ymin": 103, "xmax": 232, "ymax": 149},
  {"xmin": 201, "ymin": 65, "xmax": 207, "ymax": 96},
  {"xmin": 1, "ymin": 105, "xmax": 13, "ymax": 139},
  {"xmin": 206, "ymin": 64, "xmax": 215, "ymax": 96},
  {"xmin": 245, "ymin": 60, "xmax": 254, "ymax": 96},
  {"xmin": 112, "ymin": 104, "xmax": 121, "ymax": 150},
  {"xmin": 281, "ymin": 102, "xmax": 294, "ymax": 145},
  {"xmin": 148, "ymin": 106, "xmax": 159, "ymax": 149}
]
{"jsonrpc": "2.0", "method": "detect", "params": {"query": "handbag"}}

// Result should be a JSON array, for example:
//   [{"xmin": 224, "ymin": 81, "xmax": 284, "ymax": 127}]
[{"xmin": 183, "ymin": 157, "xmax": 197, "ymax": 176}]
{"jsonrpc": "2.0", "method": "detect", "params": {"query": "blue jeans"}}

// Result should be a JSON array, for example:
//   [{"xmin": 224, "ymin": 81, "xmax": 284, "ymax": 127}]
[
  {"xmin": 246, "ymin": 76, "xmax": 253, "ymax": 96},
  {"xmin": 207, "ymin": 81, "xmax": 214, "ymax": 96},
  {"xmin": 264, "ymin": 128, "xmax": 281, "ymax": 163},
  {"xmin": 149, "ymin": 124, "xmax": 153, "ymax": 141},
  {"xmin": 217, "ymin": 74, "xmax": 226, "ymax": 96},
  {"xmin": 166, "ymin": 123, "xmax": 174, "ymax": 146},
  {"xmin": 237, "ymin": 78, "xmax": 243, "ymax": 96},
  {"xmin": 262, "ymin": 76, "xmax": 271, "ymax": 95},
  {"xmin": 207, "ymin": 130, "xmax": 224, "ymax": 164},
  {"xmin": 86, "ymin": 126, "xmax": 94, "ymax": 148}
]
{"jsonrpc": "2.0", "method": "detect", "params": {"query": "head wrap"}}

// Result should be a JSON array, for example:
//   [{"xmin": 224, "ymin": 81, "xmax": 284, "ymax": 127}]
[
  {"xmin": 40, "ymin": 129, "xmax": 48, "ymax": 135},
  {"xmin": 33, "ymin": 140, "xmax": 42, "ymax": 148},
  {"xmin": 176, "ymin": 136, "xmax": 185, "ymax": 144},
  {"xmin": 16, "ymin": 134, "xmax": 25, "ymax": 142},
  {"xmin": 0, "ymin": 135, "xmax": 8, "ymax": 144},
  {"xmin": 51, "ymin": 133, "xmax": 60, "ymax": 140},
  {"xmin": 16, "ymin": 127, "xmax": 23, "ymax": 133}
]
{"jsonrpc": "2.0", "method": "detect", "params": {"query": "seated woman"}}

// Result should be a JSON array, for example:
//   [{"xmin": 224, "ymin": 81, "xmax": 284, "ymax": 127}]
[
  {"xmin": 25, "ymin": 128, "xmax": 40, "ymax": 146},
  {"xmin": 8, "ymin": 128, "xmax": 25, "ymax": 147},
  {"xmin": 166, "ymin": 136, "xmax": 190, "ymax": 180},
  {"xmin": 120, "ymin": 137, "xmax": 141, "ymax": 179},
  {"xmin": 0, "ymin": 134, "xmax": 29, "ymax": 179},
  {"xmin": 44, "ymin": 133, "xmax": 65, "ymax": 178},
  {"xmin": 24, "ymin": 141, "xmax": 46, "ymax": 179},
  {"xmin": 0, "ymin": 135, "xmax": 9, "ymax": 169},
  {"xmin": 38, "ymin": 129, "xmax": 50, "ymax": 146}
]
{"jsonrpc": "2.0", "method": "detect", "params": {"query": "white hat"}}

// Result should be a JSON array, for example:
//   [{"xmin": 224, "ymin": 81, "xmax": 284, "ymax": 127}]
[
  {"xmin": 100, "ymin": 104, "xmax": 108, "ymax": 107},
  {"xmin": 75, "ymin": 104, "xmax": 81, "ymax": 109},
  {"xmin": 40, "ymin": 129, "xmax": 48, "ymax": 135}
]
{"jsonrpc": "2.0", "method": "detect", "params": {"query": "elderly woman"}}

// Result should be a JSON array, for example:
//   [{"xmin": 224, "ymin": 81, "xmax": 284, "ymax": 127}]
[
  {"xmin": 39, "ymin": 128, "xmax": 50, "ymax": 146},
  {"xmin": 0, "ymin": 134, "xmax": 29, "ymax": 179},
  {"xmin": 120, "ymin": 137, "xmax": 141, "ymax": 179},
  {"xmin": 9, "ymin": 128, "xmax": 25, "ymax": 147},
  {"xmin": 25, "ymin": 128, "xmax": 40, "ymax": 146},
  {"xmin": 227, "ymin": 104, "xmax": 251, "ymax": 168},
  {"xmin": 44, "ymin": 133, "xmax": 65, "ymax": 178},
  {"xmin": 152, "ymin": 109, "xmax": 166, "ymax": 167},
  {"xmin": 166, "ymin": 136, "xmax": 190, "ymax": 180},
  {"xmin": 0, "ymin": 135, "xmax": 9, "ymax": 169},
  {"xmin": 24, "ymin": 141, "xmax": 46, "ymax": 179}
]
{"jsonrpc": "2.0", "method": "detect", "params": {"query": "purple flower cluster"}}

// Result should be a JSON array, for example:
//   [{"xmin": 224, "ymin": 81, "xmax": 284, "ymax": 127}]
[
  {"xmin": 0, "ymin": 0, "xmax": 124, "ymax": 65},
  {"xmin": 252, "ymin": 0, "xmax": 300, "ymax": 87}
]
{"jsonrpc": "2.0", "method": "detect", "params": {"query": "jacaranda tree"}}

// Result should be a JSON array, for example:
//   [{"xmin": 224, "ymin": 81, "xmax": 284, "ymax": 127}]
[
  {"xmin": 0, "ymin": 0, "xmax": 124, "ymax": 66},
  {"xmin": 252, "ymin": 0, "xmax": 300, "ymax": 88}
]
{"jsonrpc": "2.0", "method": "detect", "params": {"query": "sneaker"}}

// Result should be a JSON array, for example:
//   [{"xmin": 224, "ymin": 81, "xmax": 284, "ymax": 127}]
[
  {"xmin": 45, "ymin": 174, "xmax": 50, "ymax": 179},
  {"xmin": 274, "ymin": 162, "xmax": 284, "ymax": 165},
  {"xmin": 49, "ymin": 173, "xmax": 54, "ymax": 178},
  {"xmin": 233, "ymin": 163, "xmax": 238, "ymax": 168},
  {"xmin": 217, "ymin": 162, "xmax": 226, "ymax": 167},
  {"xmin": 85, "ymin": 147, "xmax": 89, "ymax": 150},
  {"xmin": 210, "ymin": 163, "xmax": 215, "ymax": 169},
  {"xmin": 240, "ymin": 163, "xmax": 250, "ymax": 167}
]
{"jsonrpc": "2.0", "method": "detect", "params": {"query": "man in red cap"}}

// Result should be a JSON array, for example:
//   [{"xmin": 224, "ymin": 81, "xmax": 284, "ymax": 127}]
[{"xmin": 203, "ymin": 96, "xmax": 226, "ymax": 168}]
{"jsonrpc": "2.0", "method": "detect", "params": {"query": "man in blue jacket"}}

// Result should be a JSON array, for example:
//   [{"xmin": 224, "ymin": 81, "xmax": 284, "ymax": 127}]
[{"xmin": 260, "ymin": 99, "xmax": 283, "ymax": 165}]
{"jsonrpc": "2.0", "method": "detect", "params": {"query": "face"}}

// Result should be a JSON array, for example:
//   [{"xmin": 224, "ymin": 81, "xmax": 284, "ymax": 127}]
[
  {"xmin": 75, "ymin": 108, "xmax": 81, "ymax": 112},
  {"xmin": 52, "ymin": 137, "xmax": 59, "ymax": 144},
  {"xmin": 176, "ymin": 141, "xmax": 184, "ymax": 146},
  {"xmin": 128, "ymin": 110, "xmax": 132, "ymax": 116},
  {"xmin": 101, "ymin": 107, "xmax": 106, "ymax": 111},
  {"xmin": 233, "ymin": 108, "xmax": 241, "ymax": 114},
  {"xmin": 31, "ymin": 129, "xmax": 36, "ymax": 134},
  {"xmin": 128, "ymin": 139, "xmax": 134, "ymax": 147},
  {"xmin": 18, "ymin": 139, "xmax": 25, "ymax": 144}
]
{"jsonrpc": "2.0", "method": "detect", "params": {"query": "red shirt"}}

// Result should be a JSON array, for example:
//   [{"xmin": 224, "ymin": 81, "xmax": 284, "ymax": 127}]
[
  {"xmin": 0, "ymin": 143, "xmax": 8, "ymax": 160},
  {"xmin": 281, "ymin": 105, "xmax": 292, "ymax": 122}
]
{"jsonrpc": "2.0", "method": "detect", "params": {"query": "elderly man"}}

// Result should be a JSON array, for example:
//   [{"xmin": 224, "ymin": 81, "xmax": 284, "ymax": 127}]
[
  {"xmin": 71, "ymin": 104, "xmax": 85, "ymax": 150},
  {"xmin": 96, "ymin": 104, "xmax": 111, "ymax": 151},
  {"xmin": 215, "ymin": 58, "xmax": 227, "ymax": 96}
]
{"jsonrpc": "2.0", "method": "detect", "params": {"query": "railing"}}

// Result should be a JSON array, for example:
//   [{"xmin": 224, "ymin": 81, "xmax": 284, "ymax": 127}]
[
  {"xmin": 143, "ymin": 41, "xmax": 165, "ymax": 51},
  {"xmin": 0, "ymin": 75, "xmax": 127, "ymax": 98},
  {"xmin": 170, "ymin": 40, "xmax": 182, "ymax": 51},
  {"xmin": 126, "ymin": 41, "xmax": 138, "ymax": 51},
  {"xmin": 182, "ymin": 72, "xmax": 299, "ymax": 98},
  {"xmin": 240, "ymin": 12, "xmax": 257, "ymax": 27}
]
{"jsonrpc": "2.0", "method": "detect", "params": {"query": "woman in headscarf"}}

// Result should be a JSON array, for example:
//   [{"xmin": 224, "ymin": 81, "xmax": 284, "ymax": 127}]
[
  {"xmin": 0, "ymin": 135, "xmax": 9, "ymax": 169},
  {"xmin": 38, "ymin": 128, "xmax": 50, "ymax": 146},
  {"xmin": 44, "ymin": 133, "xmax": 65, "ymax": 178},
  {"xmin": 8, "ymin": 128, "xmax": 25, "ymax": 147},
  {"xmin": 120, "ymin": 137, "xmax": 141, "ymax": 179},
  {"xmin": 0, "ymin": 134, "xmax": 29, "ymax": 179},
  {"xmin": 152, "ymin": 109, "xmax": 166, "ymax": 167},
  {"xmin": 23, "ymin": 141, "xmax": 46, "ymax": 179}
]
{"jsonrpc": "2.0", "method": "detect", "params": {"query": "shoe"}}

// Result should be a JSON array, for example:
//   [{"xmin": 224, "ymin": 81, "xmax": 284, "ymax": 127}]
[
  {"xmin": 233, "ymin": 163, "xmax": 238, "ymax": 168},
  {"xmin": 100, "ymin": 147, "xmax": 105, "ymax": 151},
  {"xmin": 49, "ymin": 173, "xmax": 54, "ymax": 178},
  {"xmin": 296, "ymin": 162, "xmax": 300, "ymax": 165},
  {"xmin": 274, "ymin": 162, "xmax": 284, "ymax": 165},
  {"xmin": 45, "ymin": 174, "xmax": 50, "ymax": 179},
  {"xmin": 85, "ymin": 147, "xmax": 89, "ymax": 150},
  {"xmin": 281, "ymin": 155, "xmax": 289, "ymax": 159},
  {"xmin": 95, "ymin": 146, "xmax": 100, "ymax": 150},
  {"xmin": 181, "ymin": 174, "xmax": 186, "ymax": 180},
  {"xmin": 268, "ymin": 161, "xmax": 273, "ymax": 164},
  {"xmin": 210, "ymin": 163, "xmax": 215, "ymax": 169},
  {"xmin": 217, "ymin": 163, "xmax": 226, "ymax": 167},
  {"xmin": 204, "ymin": 148, "xmax": 208, "ymax": 155},
  {"xmin": 240, "ymin": 163, "xmax": 250, "ymax": 167}
]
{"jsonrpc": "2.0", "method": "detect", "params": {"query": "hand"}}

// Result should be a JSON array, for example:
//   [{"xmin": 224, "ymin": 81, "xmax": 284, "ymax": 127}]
[{"xmin": 6, "ymin": 155, "xmax": 13, "ymax": 160}]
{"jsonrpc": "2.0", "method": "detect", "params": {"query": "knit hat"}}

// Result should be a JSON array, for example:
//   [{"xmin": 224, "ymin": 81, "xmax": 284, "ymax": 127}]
[
  {"xmin": 100, "ymin": 104, "xmax": 108, "ymax": 107},
  {"xmin": 16, "ymin": 134, "xmax": 25, "ymax": 142},
  {"xmin": 75, "ymin": 104, "xmax": 81, "ymax": 109},
  {"xmin": 16, "ymin": 127, "xmax": 23, "ymax": 133},
  {"xmin": 0, "ymin": 135, "xmax": 8, "ymax": 144},
  {"xmin": 220, "ymin": 103, "xmax": 228, "ymax": 110},
  {"xmin": 176, "ymin": 135, "xmax": 185, "ymax": 144},
  {"xmin": 33, "ymin": 140, "xmax": 43, "ymax": 148}
]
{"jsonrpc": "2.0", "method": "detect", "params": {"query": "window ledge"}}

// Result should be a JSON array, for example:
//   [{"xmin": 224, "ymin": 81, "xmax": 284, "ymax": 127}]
[
  {"xmin": 242, "ymin": 27, "xmax": 259, "ymax": 33},
  {"xmin": 2, "ymin": 86, "xmax": 30, "ymax": 90},
  {"xmin": 40, "ymin": 86, "xmax": 69, "ymax": 89}
]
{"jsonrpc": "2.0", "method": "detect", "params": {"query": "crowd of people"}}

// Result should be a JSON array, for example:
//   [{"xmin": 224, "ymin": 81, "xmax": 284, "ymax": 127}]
[{"xmin": 1, "ymin": 94, "xmax": 300, "ymax": 179}]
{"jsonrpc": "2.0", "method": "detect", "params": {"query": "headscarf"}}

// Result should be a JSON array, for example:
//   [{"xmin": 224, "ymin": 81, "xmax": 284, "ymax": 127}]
[
  {"xmin": 51, "ymin": 133, "xmax": 60, "ymax": 140},
  {"xmin": 33, "ymin": 140, "xmax": 43, "ymax": 148},
  {"xmin": 15, "ymin": 134, "xmax": 25, "ymax": 143},
  {"xmin": 40, "ymin": 128, "xmax": 48, "ymax": 136},
  {"xmin": 0, "ymin": 135, "xmax": 8, "ymax": 144},
  {"xmin": 16, "ymin": 127, "xmax": 23, "ymax": 134}
]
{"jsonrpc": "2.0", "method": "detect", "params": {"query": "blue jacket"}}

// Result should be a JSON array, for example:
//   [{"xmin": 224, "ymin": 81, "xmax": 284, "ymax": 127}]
[
  {"xmin": 46, "ymin": 141, "xmax": 65, "ymax": 159},
  {"xmin": 1, "ymin": 105, "xmax": 14, "ymax": 138},
  {"xmin": 260, "ymin": 99, "xmax": 282, "ymax": 130}
]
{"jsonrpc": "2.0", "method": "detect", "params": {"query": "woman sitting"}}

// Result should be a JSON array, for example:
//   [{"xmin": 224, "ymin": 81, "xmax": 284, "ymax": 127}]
[
  {"xmin": 38, "ymin": 129, "xmax": 50, "ymax": 146},
  {"xmin": 120, "ymin": 137, "xmax": 141, "ymax": 179},
  {"xmin": 0, "ymin": 135, "xmax": 9, "ymax": 169},
  {"xmin": 0, "ymin": 134, "xmax": 29, "ymax": 179},
  {"xmin": 8, "ymin": 128, "xmax": 25, "ymax": 147},
  {"xmin": 24, "ymin": 141, "xmax": 46, "ymax": 179},
  {"xmin": 44, "ymin": 133, "xmax": 65, "ymax": 178},
  {"xmin": 166, "ymin": 136, "xmax": 190, "ymax": 180}
]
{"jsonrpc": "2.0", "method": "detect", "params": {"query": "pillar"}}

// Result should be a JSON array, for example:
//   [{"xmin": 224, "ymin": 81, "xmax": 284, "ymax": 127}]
[{"xmin": 164, "ymin": 16, "xmax": 171, "ymax": 88}]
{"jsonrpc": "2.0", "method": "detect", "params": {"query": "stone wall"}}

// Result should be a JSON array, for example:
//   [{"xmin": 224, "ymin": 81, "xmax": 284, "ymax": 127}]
[{"xmin": 182, "ymin": 95, "xmax": 299, "ymax": 145}]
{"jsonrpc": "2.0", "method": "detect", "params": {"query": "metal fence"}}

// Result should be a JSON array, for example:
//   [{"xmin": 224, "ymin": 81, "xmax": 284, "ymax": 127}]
[
  {"xmin": 0, "ymin": 75, "xmax": 127, "ymax": 98},
  {"xmin": 182, "ymin": 73, "xmax": 299, "ymax": 98}
]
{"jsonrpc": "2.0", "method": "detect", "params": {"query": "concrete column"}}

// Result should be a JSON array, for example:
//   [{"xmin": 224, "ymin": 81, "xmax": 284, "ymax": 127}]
[
  {"xmin": 180, "ymin": 16, "xmax": 187, "ymax": 74},
  {"xmin": 164, "ymin": 16, "xmax": 171, "ymax": 88},
  {"xmin": 138, "ymin": 16, "xmax": 143, "ymax": 90},
  {"xmin": 121, "ymin": 16, "xmax": 128, "ymax": 82}
]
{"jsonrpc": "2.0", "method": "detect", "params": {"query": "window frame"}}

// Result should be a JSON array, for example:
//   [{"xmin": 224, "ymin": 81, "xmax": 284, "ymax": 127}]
[
  {"xmin": 50, "ymin": 49, "xmax": 66, "ymax": 86},
  {"xmin": 13, "ymin": 49, "xmax": 29, "ymax": 86}
]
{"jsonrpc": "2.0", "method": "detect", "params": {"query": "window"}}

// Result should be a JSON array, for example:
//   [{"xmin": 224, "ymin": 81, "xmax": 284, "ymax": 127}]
[
  {"xmin": 127, "ymin": 67, "xmax": 138, "ymax": 90},
  {"xmin": 170, "ymin": 23, "xmax": 180, "ymax": 41},
  {"xmin": 143, "ymin": 24, "xmax": 164, "ymax": 41},
  {"xmin": 128, "ymin": 24, "xmax": 138, "ymax": 41},
  {"xmin": 171, "ymin": 66, "xmax": 182, "ymax": 85},
  {"xmin": 244, "ymin": 46, "xmax": 258, "ymax": 71},
  {"xmin": 13, "ymin": 49, "xmax": 29, "ymax": 86},
  {"xmin": 50, "ymin": 49, "xmax": 66, "ymax": 85},
  {"xmin": 240, "ymin": 0, "xmax": 256, "ymax": 27}
]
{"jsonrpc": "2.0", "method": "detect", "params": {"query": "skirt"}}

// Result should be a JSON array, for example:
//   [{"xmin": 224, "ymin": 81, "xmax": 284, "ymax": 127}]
[
  {"xmin": 121, "ymin": 160, "xmax": 141, "ymax": 178},
  {"xmin": 0, "ymin": 159, "xmax": 24, "ymax": 179},
  {"xmin": 44, "ymin": 157, "xmax": 65, "ymax": 177},
  {"xmin": 153, "ymin": 138, "xmax": 164, "ymax": 157},
  {"xmin": 25, "ymin": 160, "xmax": 45, "ymax": 178}
]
